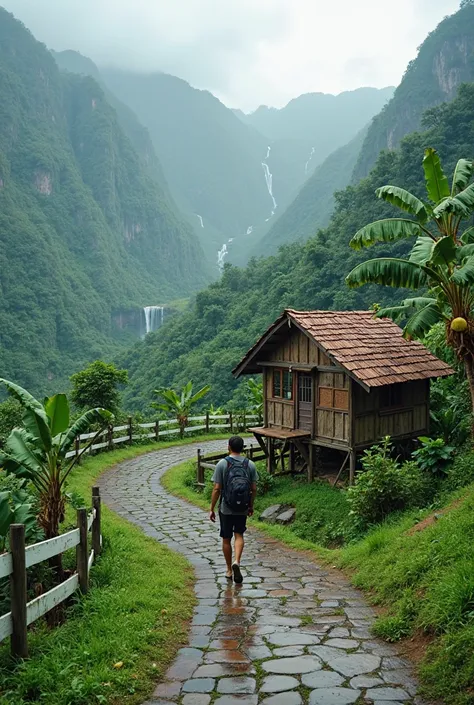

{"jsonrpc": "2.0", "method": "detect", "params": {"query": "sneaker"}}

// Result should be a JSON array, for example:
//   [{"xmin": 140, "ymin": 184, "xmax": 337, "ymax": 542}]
[{"xmin": 232, "ymin": 563, "xmax": 243, "ymax": 584}]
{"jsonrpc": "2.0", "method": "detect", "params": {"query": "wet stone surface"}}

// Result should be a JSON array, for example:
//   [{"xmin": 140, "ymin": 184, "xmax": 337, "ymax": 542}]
[{"xmin": 100, "ymin": 440, "xmax": 427, "ymax": 705}]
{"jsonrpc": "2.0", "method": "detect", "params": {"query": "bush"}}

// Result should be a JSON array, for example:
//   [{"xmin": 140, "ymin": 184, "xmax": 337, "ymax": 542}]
[
  {"xmin": 444, "ymin": 449, "xmax": 474, "ymax": 491},
  {"xmin": 348, "ymin": 438, "xmax": 432, "ymax": 528},
  {"xmin": 0, "ymin": 399, "xmax": 22, "ymax": 447},
  {"xmin": 412, "ymin": 437, "xmax": 454, "ymax": 475}
]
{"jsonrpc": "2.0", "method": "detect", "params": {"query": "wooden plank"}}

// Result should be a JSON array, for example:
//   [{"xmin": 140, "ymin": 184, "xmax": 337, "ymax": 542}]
[
  {"xmin": 0, "ymin": 552, "xmax": 12, "ymax": 579},
  {"xmin": 0, "ymin": 612, "xmax": 12, "ymax": 642},
  {"xmin": 88, "ymin": 549, "xmax": 95, "ymax": 572},
  {"xmin": 113, "ymin": 436, "xmax": 129, "ymax": 444},
  {"xmin": 77, "ymin": 509, "xmax": 88, "ymax": 594},
  {"xmin": 113, "ymin": 424, "xmax": 129, "ymax": 432},
  {"xmin": 25, "ymin": 529, "xmax": 80, "ymax": 570},
  {"xmin": 10, "ymin": 524, "xmax": 27, "ymax": 657},
  {"xmin": 26, "ymin": 574, "xmax": 79, "ymax": 627},
  {"xmin": 92, "ymin": 487, "xmax": 101, "ymax": 558},
  {"xmin": 200, "ymin": 462, "xmax": 218, "ymax": 470},
  {"xmin": 248, "ymin": 427, "xmax": 310, "ymax": 439},
  {"xmin": 158, "ymin": 428, "xmax": 180, "ymax": 436},
  {"xmin": 87, "ymin": 510, "xmax": 96, "ymax": 531},
  {"xmin": 138, "ymin": 422, "xmax": 155, "ymax": 429},
  {"xmin": 185, "ymin": 425, "xmax": 206, "ymax": 433},
  {"xmin": 333, "ymin": 452, "xmax": 350, "ymax": 486}
]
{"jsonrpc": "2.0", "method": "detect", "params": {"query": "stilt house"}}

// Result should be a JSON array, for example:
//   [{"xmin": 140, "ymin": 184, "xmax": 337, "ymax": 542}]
[{"xmin": 233, "ymin": 310, "xmax": 454, "ymax": 483}]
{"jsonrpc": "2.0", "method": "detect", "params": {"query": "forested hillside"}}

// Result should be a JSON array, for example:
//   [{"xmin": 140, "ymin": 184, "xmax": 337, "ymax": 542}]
[
  {"xmin": 253, "ymin": 127, "xmax": 368, "ymax": 257},
  {"xmin": 123, "ymin": 83, "xmax": 474, "ymax": 410},
  {"xmin": 353, "ymin": 3, "xmax": 474, "ymax": 180},
  {"xmin": 0, "ymin": 10, "xmax": 208, "ymax": 394}
]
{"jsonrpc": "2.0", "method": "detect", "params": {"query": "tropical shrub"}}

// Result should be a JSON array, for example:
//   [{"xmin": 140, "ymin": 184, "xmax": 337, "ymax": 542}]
[
  {"xmin": 152, "ymin": 382, "xmax": 210, "ymax": 437},
  {"xmin": 348, "ymin": 438, "xmax": 431, "ymax": 527},
  {"xmin": 0, "ymin": 399, "xmax": 23, "ymax": 447},
  {"xmin": 412, "ymin": 437, "xmax": 455, "ymax": 475}
]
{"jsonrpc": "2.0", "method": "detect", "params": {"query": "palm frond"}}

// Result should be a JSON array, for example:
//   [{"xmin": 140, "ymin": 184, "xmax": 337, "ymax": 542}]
[
  {"xmin": 460, "ymin": 226, "xmax": 474, "ymax": 244},
  {"xmin": 350, "ymin": 219, "xmax": 422, "ymax": 250},
  {"xmin": 452, "ymin": 255, "xmax": 474, "ymax": 286},
  {"xmin": 409, "ymin": 237, "xmax": 435, "ymax": 265},
  {"xmin": 404, "ymin": 302, "xmax": 443, "ymax": 339},
  {"xmin": 59, "ymin": 408, "xmax": 111, "ymax": 455},
  {"xmin": 346, "ymin": 258, "xmax": 428, "ymax": 290},
  {"xmin": 423, "ymin": 148, "xmax": 450, "ymax": 203},
  {"xmin": 376, "ymin": 186, "xmax": 428, "ymax": 222},
  {"xmin": 430, "ymin": 235, "xmax": 457, "ymax": 267},
  {"xmin": 451, "ymin": 158, "xmax": 474, "ymax": 196}
]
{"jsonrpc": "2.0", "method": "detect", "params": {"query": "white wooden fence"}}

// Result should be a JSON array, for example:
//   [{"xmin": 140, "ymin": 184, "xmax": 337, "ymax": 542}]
[
  {"xmin": 0, "ymin": 487, "xmax": 101, "ymax": 657},
  {"xmin": 66, "ymin": 413, "xmax": 260, "ymax": 461}
]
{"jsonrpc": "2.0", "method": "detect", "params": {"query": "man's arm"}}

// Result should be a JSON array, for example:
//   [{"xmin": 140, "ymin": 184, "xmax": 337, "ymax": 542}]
[
  {"xmin": 248, "ymin": 483, "xmax": 257, "ymax": 517},
  {"xmin": 209, "ymin": 483, "xmax": 221, "ymax": 522}
]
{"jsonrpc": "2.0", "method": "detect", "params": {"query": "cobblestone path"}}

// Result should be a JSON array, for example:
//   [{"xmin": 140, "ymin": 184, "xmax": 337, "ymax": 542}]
[{"xmin": 100, "ymin": 441, "xmax": 424, "ymax": 705}]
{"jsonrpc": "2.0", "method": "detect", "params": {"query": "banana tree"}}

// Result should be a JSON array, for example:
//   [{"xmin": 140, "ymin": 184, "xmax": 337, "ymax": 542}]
[
  {"xmin": 346, "ymin": 149, "xmax": 474, "ymax": 411},
  {"xmin": 152, "ymin": 382, "xmax": 211, "ymax": 437},
  {"xmin": 246, "ymin": 378, "xmax": 264, "ymax": 421},
  {"xmin": 0, "ymin": 379, "xmax": 111, "ymax": 542}
]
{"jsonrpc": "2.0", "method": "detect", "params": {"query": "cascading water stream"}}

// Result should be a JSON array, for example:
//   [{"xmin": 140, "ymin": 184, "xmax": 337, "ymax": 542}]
[
  {"xmin": 195, "ymin": 214, "xmax": 204, "ymax": 228},
  {"xmin": 305, "ymin": 146, "xmax": 316, "ymax": 174},
  {"xmin": 261, "ymin": 145, "xmax": 277, "ymax": 220},
  {"xmin": 143, "ymin": 306, "xmax": 165, "ymax": 335}
]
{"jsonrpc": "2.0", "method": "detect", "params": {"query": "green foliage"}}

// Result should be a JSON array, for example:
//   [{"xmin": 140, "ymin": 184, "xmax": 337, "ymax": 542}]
[
  {"xmin": 0, "ymin": 475, "xmax": 41, "ymax": 552},
  {"xmin": 0, "ymin": 399, "xmax": 22, "ymax": 447},
  {"xmin": 347, "ymin": 438, "xmax": 432, "ymax": 527},
  {"xmin": 444, "ymin": 448, "xmax": 474, "ymax": 491},
  {"xmin": 0, "ymin": 10, "xmax": 208, "ymax": 396},
  {"xmin": 70, "ymin": 360, "xmax": 128, "ymax": 413},
  {"xmin": 353, "ymin": 3, "xmax": 474, "ymax": 179},
  {"xmin": 152, "ymin": 382, "xmax": 210, "ymax": 437},
  {"xmin": 412, "ymin": 436, "xmax": 455, "ymax": 475},
  {"xmin": 124, "ymin": 83, "xmax": 474, "ymax": 410},
  {"xmin": 0, "ymin": 378, "xmax": 110, "ymax": 538}
]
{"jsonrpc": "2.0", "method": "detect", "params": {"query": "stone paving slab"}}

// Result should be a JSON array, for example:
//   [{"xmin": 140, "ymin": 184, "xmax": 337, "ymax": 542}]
[{"xmin": 99, "ymin": 441, "xmax": 427, "ymax": 705}]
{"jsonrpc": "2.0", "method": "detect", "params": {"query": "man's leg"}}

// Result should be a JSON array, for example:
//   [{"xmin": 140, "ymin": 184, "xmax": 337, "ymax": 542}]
[
  {"xmin": 234, "ymin": 532, "xmax": 244, "ymax": 565},
  {"xmin": 222, "ymin": 538, "xmax": 233, "ymax": 576}
]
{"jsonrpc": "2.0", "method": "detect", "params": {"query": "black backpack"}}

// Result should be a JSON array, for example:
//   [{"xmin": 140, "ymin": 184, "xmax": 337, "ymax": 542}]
[{"xmin": 223, "ymin": 456, "xmax": 252, "ymax": 512}]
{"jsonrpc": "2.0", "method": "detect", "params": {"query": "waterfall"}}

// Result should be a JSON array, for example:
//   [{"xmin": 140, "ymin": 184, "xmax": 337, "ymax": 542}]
[
  {"xmin": 217, "ymin": 243, "xmax": 228, "ymax": 269},
  {"xmin": 261, "ymin": 146, "xmax": 277, "ymax": 218},
  {"xmin": 305, "ymin": 146, "xmax": 316, "ymax": 174},
  {"xmin": 143, "ymin": 306, "xmax": 165, "ymax": 335},
  {"xmin": 246, "ymin": 226, "xmax": 253, "ymax": 235},
  {"xmin": 195, "ymin": 214, "xmax": 204, "ymax": 228}
]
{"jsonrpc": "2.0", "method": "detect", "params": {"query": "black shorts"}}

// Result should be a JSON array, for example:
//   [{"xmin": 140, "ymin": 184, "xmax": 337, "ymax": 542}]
[{"xmin": 219, "ymin": 512, "xmax": 247, "ymax": 539}]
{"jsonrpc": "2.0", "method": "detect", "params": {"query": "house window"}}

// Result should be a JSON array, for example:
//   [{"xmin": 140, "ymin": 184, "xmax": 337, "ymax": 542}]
[
  {"xmin": 381, "ymin": 384, "xmax": 403, "ymax": 409},
  {"xmin": 272, "ymin": 369, "xmax": 293, "ymax": 400},
  {"xmin": 318, "ymin": 387, "xmax": 349, "ymax": 411}
]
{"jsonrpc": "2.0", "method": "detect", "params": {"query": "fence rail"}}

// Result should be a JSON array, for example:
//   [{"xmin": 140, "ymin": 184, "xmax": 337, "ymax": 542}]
[
  {"xmin": 196, "ymin": 442, "xmax": 266, "ymax": 484},
  {"xmin": 65, "ymin": 413, "xmax": 260, "ymax": 461},
  {"xmin": 0, "ymin": 487, "xmax": 102, "ymax": 657}
]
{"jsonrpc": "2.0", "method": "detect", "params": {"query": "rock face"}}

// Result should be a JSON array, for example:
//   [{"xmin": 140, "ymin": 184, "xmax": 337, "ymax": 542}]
[{"xmin": 259, "ymin": 504, "xmax": 296, "ymax": 525}]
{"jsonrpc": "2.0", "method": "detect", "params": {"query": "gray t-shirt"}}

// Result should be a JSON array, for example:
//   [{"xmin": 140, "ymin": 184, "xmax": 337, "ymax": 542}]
[{"xmin": 212, "ymin": 455, "xmax": 258, "ymax": 515}]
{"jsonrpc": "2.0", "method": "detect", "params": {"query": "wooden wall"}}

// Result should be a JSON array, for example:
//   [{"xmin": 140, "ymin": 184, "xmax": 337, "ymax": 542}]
[
  {"xmin": 315, "ymin": 370, "xmax": 350, "ymax": 445},
  {"xmin": 267, "ymin": 327, "xmax": 332, "ymax": 366},
  {"xmin": 353, "ymin": 380, "xmax": 429, "ymax": 447}
]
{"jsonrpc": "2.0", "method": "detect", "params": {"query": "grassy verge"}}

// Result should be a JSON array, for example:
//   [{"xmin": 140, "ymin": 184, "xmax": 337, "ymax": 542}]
[
  {"xmin": 162, "ymin": 457, "xmax": 474, "ymax": 705},
  {"xmin": 0, "ymin": 435, "xmax": 230, "ymax": 705}
]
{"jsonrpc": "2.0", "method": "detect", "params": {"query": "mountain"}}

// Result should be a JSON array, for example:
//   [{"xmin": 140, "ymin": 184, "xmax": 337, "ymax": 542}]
[
  {"xmin": 0, "ymin": 9, "xmax": 209, "ymax": 394},
  {"xmin": 241, "ymin": 87, "xmax": 394, "ymax": 164},
  {"xmin": 122, "ymin": 80, "xmax": 474, "ymax": 410},
  {"xmin": 253, "ymin": 126, "xmax": 368, "ymax": 257},
  {"xmin": 353, "ymin": 3, "xmax": 474, "ymax": 180}
]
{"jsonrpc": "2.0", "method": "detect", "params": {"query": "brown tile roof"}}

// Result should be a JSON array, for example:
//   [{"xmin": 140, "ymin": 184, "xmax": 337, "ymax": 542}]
[{"xmin": 233, "ymin": 309, "xmax": 454, "ymax": 388}]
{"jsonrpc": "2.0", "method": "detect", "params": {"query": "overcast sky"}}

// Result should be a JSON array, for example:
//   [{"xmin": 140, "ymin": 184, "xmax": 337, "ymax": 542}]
[{"xmin": 2, "ymin": 0, "xmax": 461, "ymax": 111}]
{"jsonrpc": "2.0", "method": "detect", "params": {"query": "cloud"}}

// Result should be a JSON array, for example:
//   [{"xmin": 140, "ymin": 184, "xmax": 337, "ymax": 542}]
[{"xmin": 2, "ymin": 0, "xmax": 461, "ymax": 110}]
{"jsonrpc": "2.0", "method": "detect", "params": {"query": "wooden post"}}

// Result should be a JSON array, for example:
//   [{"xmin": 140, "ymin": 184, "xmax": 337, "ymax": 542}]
[
  {"xmin": 205, "ymin": 411, "xmax": 210, "ymax": 434},
  {"xmin": 268, "ymin": 438, "xmax": 275, "ymax": 475},
  {"xmin": 308, "ymin": 443, "xmax": 314, "ymax": 483},
  {"xmin": 75, "ymin": 436, "xmax": 81, "ymax": 465},
  {"xmin": 229, "ymin": 412, "xmax": 234, "ymax": 433},
  {"xmin": 10, "ymin": 524, "xmax": 28, "ymax": 658},
  {"xmin": 92, "ymin": 487, "xmax": 101, "ymax": 557},
  {"xmin": 128, "ymin": 416, "xmax": 133, "ymax": 445},
  {"xmin": 76, "ymin": 508, "xmax": 88, "ymax": 594},
  {"xmin": 243, "ymin": 411, "xmax": 246, "ymax": 432},
  {"xmin": 289, "ymin": 443, "xmax": 295, "ymax": 474},
  {"xmin": 197, "ymin": 448, "xmax": 203, "ymax": 484},
  {"xmin": 107, "ymin": 424, "xmax": 114, "ymax": 450},
  {"xmin": 349, "ymin": 450, "xmax": 356, "ymax": 486},
  {"xmin": 155, "ymin": 419, "xmax": 160, "ymax": 442}
]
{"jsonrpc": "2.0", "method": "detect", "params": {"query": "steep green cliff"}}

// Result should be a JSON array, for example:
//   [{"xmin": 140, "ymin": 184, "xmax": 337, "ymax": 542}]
[
  {"xmin": 353, "ymin": 3, "xmax": 474, "ymax": 180},
  {"xmin": 123, "ymin": 82, "xmax": 474, "ymax": 410},
  {"xmin": 0, "ymin": 9, "xmax": 209, "ymax": 393}
]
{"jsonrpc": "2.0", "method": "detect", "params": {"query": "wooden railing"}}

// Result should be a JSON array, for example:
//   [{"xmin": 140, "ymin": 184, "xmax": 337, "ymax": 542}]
[
  {"xmin": 0, "ymin": 487, "xmax": 102, "ymax": 657},
  {"xmin": 196, "ymin": 443, "xmax": 267, "ymax": 484},
  {"xmin": 66, "ymin": 413, "xmax": 260, "ymax": 461}
]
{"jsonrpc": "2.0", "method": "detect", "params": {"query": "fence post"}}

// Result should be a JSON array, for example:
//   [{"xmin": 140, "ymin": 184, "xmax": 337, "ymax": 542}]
[
  {"xmin": 197, "ymin": 448, "xmax": 203, "ymax": 484},
  {"xmin": 229, "ymin": 411, "xmax": 233, "ymax": 433},
  {"xmin": 243, "ymin": 411, "xmax": 246, "ymax": 432},
  {"xmin": 76, "ymin": 508, "xmax": 88, "ymax": 594},
  {"xmin": 75, "ymin": 436, "xmax": 81, "ymax": 465},
  {"xmin": 155, "ymin": 419, "xmax": 160, "ymax": 442},
  {"xmin": 92, "ymin": 487, "xmax": 101, "ymax": 557},
  {"xmin": 107, "ymin": 424, "xmax": 114, "ymax": 450},
  {"xmin": 128, "ymin": 416, "xmax": 133, "ymax": 445},
  {"xmin": 10, "ymin": 524, "xmax": 28, "ymax": 658},
  {"xmin": 205, "ymin": 411, "xmax": 209, "ymax": 434}
]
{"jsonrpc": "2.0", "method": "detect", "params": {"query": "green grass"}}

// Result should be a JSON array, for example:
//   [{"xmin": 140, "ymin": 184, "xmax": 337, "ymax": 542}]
[
  {"xmin": 162, "ymin": 455, "xmax": 474, "ymax": 705},
  {"xmin": 0, "ymin": 435, "xmax": 230, "ymax": 705}
]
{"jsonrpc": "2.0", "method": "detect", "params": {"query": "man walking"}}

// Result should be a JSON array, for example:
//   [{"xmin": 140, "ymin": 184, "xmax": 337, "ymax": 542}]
[{"xmin": 209, "ymin": 436, "xmax": 258, "ymax": 583}]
